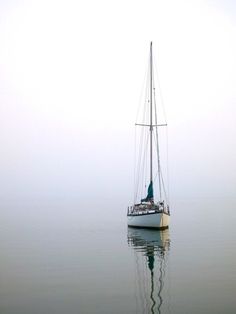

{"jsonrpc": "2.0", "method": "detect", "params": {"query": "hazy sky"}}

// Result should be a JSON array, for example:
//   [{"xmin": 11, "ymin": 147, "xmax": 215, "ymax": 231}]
[{"xmin": 0, "ymin": 0, "xmax": 235, "ymax": 203}]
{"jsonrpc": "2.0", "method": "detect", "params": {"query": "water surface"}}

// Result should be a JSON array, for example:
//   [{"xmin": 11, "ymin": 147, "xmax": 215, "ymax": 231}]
[{"xmin": 0, "ymin": 198, "xmax": 235, "ymax": 313}]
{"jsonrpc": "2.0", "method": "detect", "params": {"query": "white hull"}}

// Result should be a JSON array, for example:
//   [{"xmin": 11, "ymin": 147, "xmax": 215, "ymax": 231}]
[{"xmin": 127, "ymin": 211, "xmax": 170, "ymax": 229}]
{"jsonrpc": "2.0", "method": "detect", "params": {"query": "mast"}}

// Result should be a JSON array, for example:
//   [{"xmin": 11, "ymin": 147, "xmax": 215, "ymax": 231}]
[{"xmin": 150, "ymin": 42, "xmax": 153, "ymax": 185}]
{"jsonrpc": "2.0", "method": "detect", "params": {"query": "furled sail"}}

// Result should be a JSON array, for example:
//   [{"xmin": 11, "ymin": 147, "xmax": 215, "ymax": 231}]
[{"xmin": 141, "ymin": 181, "xmax": 154, "ymax": 202}]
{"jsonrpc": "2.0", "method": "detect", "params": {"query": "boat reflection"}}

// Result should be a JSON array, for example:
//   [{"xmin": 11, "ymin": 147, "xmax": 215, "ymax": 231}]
[{"xmin": 127, "ymin": 227, "xmax": 170, "ymax": 314}]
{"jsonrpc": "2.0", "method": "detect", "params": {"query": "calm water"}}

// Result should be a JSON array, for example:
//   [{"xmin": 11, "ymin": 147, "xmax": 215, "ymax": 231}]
[{"xmin": 0, "ymin": 198, "xmax": 236, "ymax": 314}]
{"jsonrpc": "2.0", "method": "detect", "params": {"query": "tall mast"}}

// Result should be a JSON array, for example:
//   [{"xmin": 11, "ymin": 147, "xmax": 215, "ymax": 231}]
[{"xmin": 150, "ymin": 42, "xmax": 153, "ymax": 184}]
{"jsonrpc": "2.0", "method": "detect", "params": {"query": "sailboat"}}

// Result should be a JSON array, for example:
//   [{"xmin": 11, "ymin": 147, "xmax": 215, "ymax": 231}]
[{"xmin": 127, "ymin": 42, "xmax": 170, "ymax": 229}]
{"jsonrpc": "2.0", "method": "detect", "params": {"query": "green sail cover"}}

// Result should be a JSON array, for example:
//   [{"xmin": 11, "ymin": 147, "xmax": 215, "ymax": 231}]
[{"xmin": 141, "ymin": 181, "xmax": 154, "ymax": 202}]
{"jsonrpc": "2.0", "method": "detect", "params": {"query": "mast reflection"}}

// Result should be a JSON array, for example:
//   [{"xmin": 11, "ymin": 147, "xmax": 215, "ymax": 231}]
[{"xmin": 127, "ymin": 227, "xmax": 170, "ymax": 314}]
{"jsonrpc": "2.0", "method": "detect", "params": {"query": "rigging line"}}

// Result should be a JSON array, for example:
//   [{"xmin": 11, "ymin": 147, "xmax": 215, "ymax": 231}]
[
  {"xmin": 140, "ymin": 134, "xmax": 149, "ymax": 202},
  {"xmin": 135, "ymin": 55, "xmax": 150, "ymax": 192},
  {"xmin": 153, "ymin": 57, "xmax": 167, "ymax": 124},
  {"xmin": 165, "ymin": 126, "xmax": 170, "ymax": 207},
  {"xmin": 134, "ymin": 126, "xmax": 142, "ymax": 201},
  {"xmin": 135, "ymin": 110, "xmax": 146, "ymax": 201},
  {"xmin": 141, "ymin": 65, "xmax": 151, "ymax": 198},
  {"xmin": 136, "ymin": 114, "xmax": 145, "ymax": 198},
  {"xmin": 135, "ymin": 92, "xmax": 147, "ymax": 189},
  {"xmin": 135, "ymin": 57, "xmax": 149, "ymax": 124},
  {"xmin": 141, "ymin": 97, "xmax": 150, "ymax": 199},
  {"xmin": 136, "ymin": 62, "xmax": 150, "ymax": 128},
  {"xmin": 135, "ymin": 87, "xmax": 150, "ymax": 202},
  {"xmin": 153, "ymin": 132, "xmax": 161, "ymax": 197},
  {"xmin": 153, "ymin": 55, "xmax": 170, "ymax": 205},
  {"xmin": 153, "ymin": 77, "xmax": 170, "ymax": 204},
  {"xmin": 153, "ymin": 85, "xmax": 162, "ymax": 201},
  {"xmin": 135, "ymin": 126, "xmax": 149, "ymax": 202},
  {"xmin": 153, "ymin": 128, "xmax": 169, "ymax": 203},
  {"xmin": 135, "ymin": 76, "xmax": 149, "ymax": 194},
  {"xmin": 133, "ymin": 125, "xmax": 137, "ymax": 204},
  {"xmin": 160, "ymin": 169, "xmax": 168, "ymax": 203}
]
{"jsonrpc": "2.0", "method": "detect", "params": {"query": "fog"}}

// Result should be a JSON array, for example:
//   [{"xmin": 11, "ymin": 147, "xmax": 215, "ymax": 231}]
[{"xmin": 0, "ymin": 0, "xmax": 236, "ymax": 206}]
